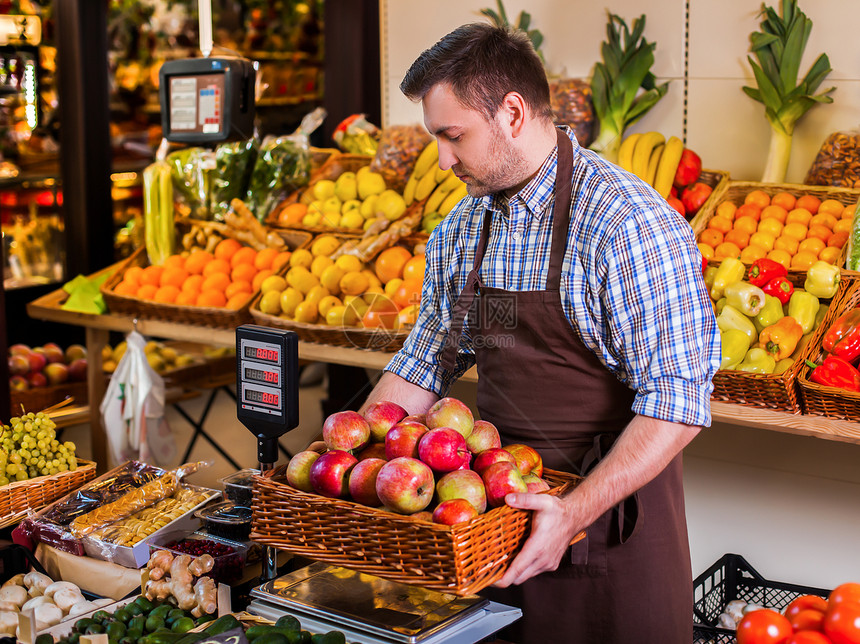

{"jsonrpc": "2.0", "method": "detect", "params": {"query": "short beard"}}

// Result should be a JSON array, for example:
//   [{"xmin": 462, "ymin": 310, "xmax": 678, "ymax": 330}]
[{"xmin": 459, "ymin": 122, "xmax": 529, "ymax": 198}]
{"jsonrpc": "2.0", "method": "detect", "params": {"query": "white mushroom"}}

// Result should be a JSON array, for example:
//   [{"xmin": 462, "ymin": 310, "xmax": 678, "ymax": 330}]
[
  {"xmin": 53, "ymin": 589, "xmax": 85, "ymax": 614},
  {"xmin": 0, "ymin": 611, "xmax": 17, "ymax": 636},
  {"xmin": 717, "ymin": 612, "xmax": 737, "ymax": 630},
  {"xmin": 43, "ymin": 582, "xmax": 81, "ymax": 599},
  {"xmin": 91, "ymin": 598, "xmax": 114, "ymax": 608},
  {"xmin": 22, "ymin": 595, "xmax": 54, "ymax": 612},
  {"xmin": 0, "ymin": 585, "xmax": 27, "ymax": 607},
  {"xmin": 725, "ymin": 599, "xmax": 748, "ymax": 624},
  {"xmin": 1, "ymin": 575, "xmax": 25, "ymax": 588},
  {"xmin": 22, "ymin": 572, "xmax": 53, "ymax": 597},
  {"xmin": 0, "ymin": 601, "xmax": 17, "ymax": 612},
  {"xmin": 67, "ymin": 601, "xmax": 96, "ymax": 618},
  {"xmin": 34, "ymin": 603, "xmax": 63, "ymax": 630}
]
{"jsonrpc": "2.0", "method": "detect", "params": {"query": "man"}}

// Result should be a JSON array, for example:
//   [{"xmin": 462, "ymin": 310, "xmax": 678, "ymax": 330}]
[{"xmin": 360, "ymin": 23, "xmax": 720, "ymax": 643}]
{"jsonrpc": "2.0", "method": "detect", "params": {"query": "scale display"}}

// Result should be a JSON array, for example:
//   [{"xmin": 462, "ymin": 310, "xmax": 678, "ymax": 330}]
[
  {"xmin": 243, "ymin": 364, "xmax": 280, "ymax": 386},
  {"xmin": 243, "ymin": 345, "xmax": 280, "ymax": 363}
]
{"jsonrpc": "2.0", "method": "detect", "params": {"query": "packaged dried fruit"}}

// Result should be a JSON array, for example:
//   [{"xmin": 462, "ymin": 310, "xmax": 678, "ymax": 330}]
[
  {"xmin": 805, "ymin": 129, "xmax": 860, "ymax": 189},
  {"xmin": 369, "ymin": 124, "xmax": 433, "ymax": 193},
  {"xmin": 548, "ymin": 78, "xmax": 596, "ymax": 147}
]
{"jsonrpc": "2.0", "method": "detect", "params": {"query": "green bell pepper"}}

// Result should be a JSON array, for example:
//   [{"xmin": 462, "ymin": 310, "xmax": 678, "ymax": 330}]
[
  {"xmin": 753, "ymin": 294, "xmax": 785, "ymax": 334},
  {"xmin": 804, "ymin": 260, "xmax": 840, "ymax": 299},
  {"xmin": 717, "ymin": 304, "xmax": 758, "ymax": 345},
  {"xmin": 720, "ymin": 329, "xmax": 751, "ymax": 370},
  {"xmin": 715, "ymin": 298, "xmax": 728, "ymax": 316},
  {"xmin": 725, "ymin": 282, "xmax": 766, "ymax": 316},
  {"xmin": 788, "ymin": 290, "xmax": 820, "ymax": 335},
  {"xmin": 710, "ymin": 257, "xmax": 746, "ymax": 302},
  {"xmin": 737, "ymin": 347, "xmax": 776, "ymax": 374}
]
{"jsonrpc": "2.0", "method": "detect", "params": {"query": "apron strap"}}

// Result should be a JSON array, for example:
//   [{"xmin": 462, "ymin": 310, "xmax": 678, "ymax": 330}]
[{"xmin": 547, "ymin": 128, "xmax": 574, "ymax": 292}]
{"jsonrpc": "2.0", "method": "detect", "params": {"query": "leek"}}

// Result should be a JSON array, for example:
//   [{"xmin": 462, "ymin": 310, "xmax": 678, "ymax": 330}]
[
  {"xmin": 480, "ymin": 0, "xmax": 544, "ymax": 62},
  {"xmin": 589, "ymin": 13, "xmax": 668, "ymax": 163},
  {"xmin": 743, "ymin": 0, "xmax": 834, "ymax": 183}
]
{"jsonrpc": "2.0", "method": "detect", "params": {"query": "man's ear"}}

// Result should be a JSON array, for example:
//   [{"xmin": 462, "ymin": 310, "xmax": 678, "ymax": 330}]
[{"xmin": 498, "ymin": 91, "xmax": 529, "ymax": 137}]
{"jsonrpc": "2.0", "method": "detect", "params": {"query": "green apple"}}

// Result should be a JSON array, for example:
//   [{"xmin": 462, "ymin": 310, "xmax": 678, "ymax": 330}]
[
  {"xmin": 322, "ymin": 211, "xmax": 342, "ymax": 228},
  {"xmin": 313, "ymin": 180, "xmax": 336, "ymax": 201},
  {"xmin": 302, "ymin": 212, "xmax": 322, "ymax": 227},
  {"xmin": 341, "ymin": 199, "xmax": 362, "ymax": 215},
  {"xmin": 375, "ymin": 190, "xmax": 407, "ymax": 221},
  {"xmin": 360, "ymin": 195, "xmax": 379, "ymax": 218},
  {"xmin": 334, "ymin": 172, "xmax": 358, "ymax": 201},
  {"xmin": 322, "ymin": 196, "xmax": 342, "ymax": 213},
  {"xmin": 340, "ymin": 210, "xmax": 364, "ymax": 230},
  {"xmin": 357, "ymin": 172, "xmax": 386, "ymax": 200}
]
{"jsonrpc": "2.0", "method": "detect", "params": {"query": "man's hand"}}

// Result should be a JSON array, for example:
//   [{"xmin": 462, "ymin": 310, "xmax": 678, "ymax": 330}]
[{"xmin": 494, "ymin": 492, "xmax": 579, "ymax": 587}]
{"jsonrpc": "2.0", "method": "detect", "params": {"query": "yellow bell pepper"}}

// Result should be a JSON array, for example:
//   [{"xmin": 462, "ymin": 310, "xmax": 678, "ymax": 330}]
[{"xmin": 758, "ymin": 316, "xmax": 803, "ymax": 360}]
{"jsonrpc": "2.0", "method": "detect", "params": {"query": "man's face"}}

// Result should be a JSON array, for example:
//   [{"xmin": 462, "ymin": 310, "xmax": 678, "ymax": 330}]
[{"xmin": 422, "ymin": 83, "xmax": 526, "ymax": 198}]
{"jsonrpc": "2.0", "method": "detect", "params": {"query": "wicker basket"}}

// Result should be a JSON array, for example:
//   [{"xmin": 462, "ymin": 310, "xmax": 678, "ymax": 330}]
[
  {"xmin": 711, "ymin": 271, "xmax": 847, "ymax": 412},
  {"xmin": 250, "ymin": 468, "xmax": 579, "ymax": 596},
  {"xmin": 798, "ymin": 280, "xmax": 860, "ymax": 420},
  {"xmin": 10, "ymin": 381, "xmax": 89, "ymax": 414},
  {"xmin": 0, "ymin": 460, "xmax": 97, "ymax": 529}
]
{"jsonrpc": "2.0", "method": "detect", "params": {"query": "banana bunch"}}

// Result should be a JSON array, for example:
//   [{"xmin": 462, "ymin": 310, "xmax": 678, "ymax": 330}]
[
  {"xmin": 617, "ymin": 132, "xmax": 685, "ymax": 199},
  {"xmin": 403, "ymin": 140, "xmax": 469, "ymax": 218},
  {"xmin": 143, "ymin": 160, "xmax": 175, "ymax": 266}
]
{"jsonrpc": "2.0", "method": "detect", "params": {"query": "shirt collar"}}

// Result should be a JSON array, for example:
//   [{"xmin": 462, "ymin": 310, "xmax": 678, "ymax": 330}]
[{"xmin": 484, "ymin": 126, "xmax": 579, "ymax": 220}]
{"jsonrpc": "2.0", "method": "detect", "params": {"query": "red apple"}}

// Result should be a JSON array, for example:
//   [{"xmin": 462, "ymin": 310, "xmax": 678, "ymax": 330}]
[
  {"xmin": 417, "ymin": 428, "xmax": 470, "ymax": 473},
  {"xmin": 432, "ymin": 499, "xmax": 479, "ymax": 525},
  {"xmin": 504, "ymin": 444, "xmax": 543, "ymax": 478},
  {"xmin": 40, "ymin": 344, "xmax": 65, "ymax": 364},
  {"xmin": 348, "ymin": 458, "xmax": 386, "ymax": 506},
  {"xmin": 375, "ymin": 457, "xmax": 434, "ymax": 514},
  {"xmin": 363, "ymin": 401, "xmax": 408, "ymax": 442},
  {"xmin": 322, "ymin": 411, "xmax": 371, "ymax": 452},
  {"xmin": 64, "ymin": 344, "xmax": 87, "ymax": 363},
  {"xmin": 426, "ymin": 397, "xmax": 474, "ymax": 438},
  {"xmin": 286, "ymin": 450, "xmax": 321, "ymax": 492},
  {"xmin": 27, "ymin": 352, "xmax": 47, "ymax": 374},
  {"xmin": 482, "ymin": 461, "xmax": 528, "ymax": 508},
  {"xmin": 466, "ymin": 419, "xmax": 501, "ymax": 454},
  {"xmin": 681, "ymin": 182, "xmax": 713, "ymax": 216},
  {"xmin": 403, "ymin": 414, "xmax": 426, "ymax": 425},
  {"xmin": 472, "ymin": 447, "xmax": 517, "ymax": 476},
  {"xmin": 384, "ymin": 420, "xmax": 428, "ymax": 460},
  {"xmin": 309, "ymin": 450, "xmax": 357, "ymax": 498},
  {"xmin": 356, "ymin": 442, "xmax": 387, "ymax": 461},
  {"xmin": 27, "ymin": 372, "xmax": 48, "ymax": 388},
  {"xmin": 670, "ymin": 185, "xmax": 678, "ymax": 199},
  {"xmin": 673, "ymin": 148, "xmax": 702, "ymax": 188},
  {"xmin": 667, "ymin": 196, "xmax": 686, "ymax": 218},
  {"xmin": 9, "ymin": 375, "xmax": 29, "ymax": 391},
  {"xmin": 435, "ymin": 469, "xmax": 487, "ymax": 514},
  {"xmin": 67, "ymin": 359, "xmax": 88, "ymax": 382},
  {"xmin": 8, "ymin": 355, "xmax": 30, "ymax": 376},
  {"xmin": 8, "ymin": 344, "xmax": 31, "ymax": 357},
  {"xmin": 44, "ymin": 363, "xmax": 69, "ymax": 386},
  {"xmin": 522, "ymin": 473, "xmax": 551, "ymax": 494},
  {"xmin": 411, "ymin": 510, "xmax": 434, "ymax": 522}
]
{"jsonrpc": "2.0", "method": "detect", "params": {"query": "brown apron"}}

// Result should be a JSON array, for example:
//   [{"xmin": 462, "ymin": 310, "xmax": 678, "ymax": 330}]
[{"xmin": 439, "ymin": 130, "xmax": 692, "ymax": 643}]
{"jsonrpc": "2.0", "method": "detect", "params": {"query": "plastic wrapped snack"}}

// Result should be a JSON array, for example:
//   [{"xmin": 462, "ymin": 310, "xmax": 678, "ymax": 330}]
[
  {"xmin": 210, "ymin": 138, "xmax": 259, "ymax": 220},
  {"xmin": 369, "ymin": 124, "xmax": 433, "ymax": 193},
  {"xmin": 333, "ymin": 114, "xmax": 380, "ymax": 156},
  {"xmin": 548, "ymin": 78, "xmax": 596, "ymax": 147},
  {"xmin": 167, "ymin": 147, "xmax": 215, "ymax": 219},
  {"xmin": 805, "ymin": 130, "xmax": 860, "ymax": 188}
]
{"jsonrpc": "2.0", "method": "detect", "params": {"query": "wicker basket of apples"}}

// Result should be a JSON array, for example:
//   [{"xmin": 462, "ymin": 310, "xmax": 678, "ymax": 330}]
[{"xmin": 250, "ymin": 398, "xmax": 580, "ymax": 596}]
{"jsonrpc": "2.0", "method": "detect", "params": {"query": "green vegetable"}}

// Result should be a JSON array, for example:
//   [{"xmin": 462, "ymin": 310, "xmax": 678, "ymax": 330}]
[
  {"xmin": 589, "ymin": 13, "xmax": 669, "ymax": 162},
  {"xmin": 720, "ymin": 329, "xmax": 751, "ymax": 370},
  {"xmin": 252, "ymin": 634, "xmax": 290, "ymax": 644},
  {"xmin": 275, "ymin": 616, "xmax": 302, "ymax": 632},
  {"xmin": 146, "ymin": 615, "xmax": 166, "ymax": 633},
  {"xmin": 788, "ymin": 290, "xmax": 820, "ymax": 334},
  {"xmin": 74, "ymin": 618, "xmax": 95, "ymax": 633},
  {"xmin": 754, "ymin": 294, "xmax": 785, "ymax": 333},
  {"xmin": 246, "ymin": 135, "xmax": 311, "ymax": 222},
  {"xmin": 85, "ymin": 623, "xmax": 106, "ymax": 635},
  {"xmin": 804, "ymin": 260, "xmax": 840, "ymax": 299},
  {"xmin": 737, "ymin": 347, "xmax": 777, "ymax": 374},
  {"xmin": 743, "ymin": 0, "xmax": 835, "ymax": 182},
  {"xmin": 211, "ymin": 138, "xmax": 259, "ymax": 220},
  {"xmin": 106, "ymin": 621, "xmax": 127, "ymax": 640},
  {"xmin": 202, "ymin": 614, "xmax": 242, "ymax": 636},
  {"xmin": 36, "ymin": 634, "xmax": 54, "ymax": 644},
  {"xmin": 479, "ymin": 0, "xmax": 544, "ymax": 61},
  {"xmin": 92, "ymin": 610, "xmax": 113, "ymax": 624},
  {"xmin": 717, "ymin": 304, "xmax": 758, "ymax": 345},
  {"xmin": 171, "ymin": 617, "xmax": 195, "ymax": 634}
]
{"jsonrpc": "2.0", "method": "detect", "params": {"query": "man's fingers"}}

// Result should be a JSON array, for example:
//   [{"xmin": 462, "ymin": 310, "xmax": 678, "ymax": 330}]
[{"xmin": 504, "ymin": 492, "xmax": 553, "ymax": 510}]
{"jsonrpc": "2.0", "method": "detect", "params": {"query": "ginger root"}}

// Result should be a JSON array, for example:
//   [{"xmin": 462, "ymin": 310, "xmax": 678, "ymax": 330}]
[
  {"xmin": 143, "ymin": 550, "xmax": 219, "ymax": 615},
  {"xmin": 188, "ymin": 554, "xmax": 214, "ymax": 577},
  {"xmin": 190, "ymin": 577, "xmax": 216, "ymax": 618},
  {"xmin": 147, "ymin": 549, "xmax": 174, "ymax": 581}
]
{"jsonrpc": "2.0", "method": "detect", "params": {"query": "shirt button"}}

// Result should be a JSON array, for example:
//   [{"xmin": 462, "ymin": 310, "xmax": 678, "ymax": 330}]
[{"xmin": 512, "ymin": 231, "xmax": 522, "ymax": 241}]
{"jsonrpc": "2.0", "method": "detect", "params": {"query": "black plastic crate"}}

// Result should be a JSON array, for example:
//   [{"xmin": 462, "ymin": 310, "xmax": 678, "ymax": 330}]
[{"xmin": 693, "ymin": 554, "xmax": 831, "ymax": 643}]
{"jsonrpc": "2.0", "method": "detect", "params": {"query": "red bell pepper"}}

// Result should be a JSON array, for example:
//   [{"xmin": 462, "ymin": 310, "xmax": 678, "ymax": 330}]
[
  {"xmin": 821, "ymin": 307, "xmax": 860, "ymax": 362},
  {"xmin": 807, "ymin": 356, "xmax": 860, "ymax": 392},
  {"xmin": 702, "ymin": 256, "xmax": 708, "ymax": 275},
  {"xmin": 762, "ymin": 276, "xmax": 794, "ymax": 305},
  {"xmin": 747, "ymin": 258, "xmax": 787, "ymax": 287}
]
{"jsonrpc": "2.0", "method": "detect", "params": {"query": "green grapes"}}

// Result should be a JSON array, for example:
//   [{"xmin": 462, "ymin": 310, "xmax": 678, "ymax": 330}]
[{"xmin": 0, "ymin": 412, "xmax": 78, "ymax": 485}]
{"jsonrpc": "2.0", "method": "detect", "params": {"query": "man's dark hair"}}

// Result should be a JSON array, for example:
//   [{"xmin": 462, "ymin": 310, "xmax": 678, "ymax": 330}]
[{"xmin": 400, "ymin": 23, "xmax": 553, "ymax": 123}]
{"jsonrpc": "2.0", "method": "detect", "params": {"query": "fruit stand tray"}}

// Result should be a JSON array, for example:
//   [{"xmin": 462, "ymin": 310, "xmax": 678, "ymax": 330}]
[{"xmin": 250, "ymin": 468, "xmax": 580, "ymax": 597}]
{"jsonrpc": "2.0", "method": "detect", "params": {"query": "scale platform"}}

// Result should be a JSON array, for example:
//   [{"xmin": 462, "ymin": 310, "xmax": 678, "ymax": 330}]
[{"xmin": 247, "ymin": 562, "xmax": 521, "ymax": 644}]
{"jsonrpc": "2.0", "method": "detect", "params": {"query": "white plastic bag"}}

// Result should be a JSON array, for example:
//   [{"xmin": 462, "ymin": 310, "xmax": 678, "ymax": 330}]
[{"xmin": 100, "ymin": 330, "xmax": 177, "ymax": 466}]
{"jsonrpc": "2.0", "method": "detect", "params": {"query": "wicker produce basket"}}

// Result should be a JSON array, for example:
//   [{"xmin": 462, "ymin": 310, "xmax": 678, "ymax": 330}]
[
  {"xmin": 0, "ymin": 460, "xmax": 97, "ymax": 529},
  {"xmin": 711, "ymin": 271, "xmax": 847, "ymax": 412},
  {"xmin": 798, "ymin": 280, "xmax": 860, "ymax": 420},
  {"xmin": 10, "ymin": 381, "xmax": 89, "ymax": 413},
  {"xmin": 251, "ymin": 468, "xmax": 579, "ymax": 596}
]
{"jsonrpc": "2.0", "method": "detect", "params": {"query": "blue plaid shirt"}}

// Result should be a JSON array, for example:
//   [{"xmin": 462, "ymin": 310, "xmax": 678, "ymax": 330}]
[{"xmin": 386, "ymin": 127, "xmax": 720, "ymax": 428}]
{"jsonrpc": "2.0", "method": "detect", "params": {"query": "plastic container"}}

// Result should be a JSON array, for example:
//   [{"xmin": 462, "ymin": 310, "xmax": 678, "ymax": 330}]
[
  {"xmin": 219, "ymin": 469, "xmax": 259, "ymax": 507},
  {"xmin": 693, "ymin": 554, "xmax": 830, "ymax": 643},
  {"xmin": 195, "ymin": 502, "xmax": 253, "ymax": 542},
  {"xmin": 148, "ymin": 530, "xmax": 248, "ymax": 585}
]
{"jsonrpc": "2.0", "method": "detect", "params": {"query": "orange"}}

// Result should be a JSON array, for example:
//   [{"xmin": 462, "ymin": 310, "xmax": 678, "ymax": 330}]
[
  {"xmin": 828, "ymin": 230, "xmax": 849, "ymax": 249},
  {"xmin": 394, "ymin": 305, "xmax": 419, "ymax": 331},
  {"xmin": 713, "ymin": 241, "xmax": 741, "ymax": 260},
  {"xmin": 842, "ymin": 203, "xmax": 858, "ymax": 219},
  {"xmin": 254, "ymin": 248, "xmax": 279, "ymax": 271},
  {"xmin": 203, "ymin": 258, "xmax": 232, "ymax": 277},
  {"xmin": 810, "ymin": 213, "xmax": 838, "ymax": 230},
  {"xmin": 160, "ymin": 266, "xmax": 189, "ymax": 289},
  {"xmin": 137, "ymin": 284, "xmax": 158, "ymax": 300},
  {"xmin": 214, "ymin": 238, "xmax": 243, "ymax": 262},
  {"xmin": 834, "ymin": 218, "xmax": 853, "ymax": 235},
  {"xmin": 697, "ymin": 243, "xmax": 714, "ymax": 261},
  {"xmin": 715, "ymin": 201, "xmax": 738, "ymax": 220},
  {"xmin": 225, "ymin": 280, "xmax": 253, "ymax": 299},
  {"xmin": 124, "ymin": 265, "xmax": 144, "ymax": 287},
  {"xmin": 790, "ymin": 251, "xmax": 818, "ymax": 271},
  {"xmin": 819, "ymin": 246, "xmax": 842, "ymax": 264},
  {"xmin": 231, "ymin": 247, "xmax": 257, "ymax": 268},
  {"xmin": 806, "ymin": 225, "xmax": 832, "ymax": 244},
  {"xmin": 140, "ymin": 265, "xmax": 164, "ymax": 287},
  {"xmin": 744, "ymin": 190, "xmax": 771, "ymax": 209},
  {"xmin": 767, "ymin": 249, "xmax": 792, "ymax": 269},
  {"xmin": 818, "ymin": 199, "xmax": 844, "ymax": 217},
  {"xmin": 698, "ymin": 229, "xmax": 723, "ymax": 248},
  {"xmin": 757, "ymin": 218, "xmax": 783, "ymax": 238},
  {"xmin": 114, "ymin": 280, "xmax": 138, "ymax": 297},
  {"xmin": 278, "ymin": 202, "xmax": 308, "ymax": 227},
  {"xmin": 182, "ymin": 274, "xmax": 205, "ymax": 293},
  {"xmin": 797, "ymin": 237, "xmax": 825, "ymax": 257},
  {"xmin": 740, "ymin": 245, "xmax": 767, "ymax": 263},
  {"xmin": 231, "ymin": 263, "xmax": 258, "ymax": 284},
  {"xmin": 785, "ymin": 208, "xmax": 812, "ymax": 226},
  {"xmin": 361, "ymin": 297, "xmax": 399, "ymax": 329},
  {"xmin": 253, "ymin": 269, "xmax": 275, "ymax": 291},
  {"xmin": 749, "ymin": 232, "xmax": 776, "ymax": 252},
  {"xmin": 735, "ymin": 204, "xmax": 762, "ymax": 222},
  {"xmin": 163, "ymin": 255, "xmax": 186, "ymax": 272},
  {"xmin": 185, "ymin": 250, "xmax": 214, "ymax": 275},
  {"xmin": 393, "ymin": 278, "xmax": 423, "ymax": 309},
  {"xmin": 782, "ymin": 222, "xmax": 808, "ymax": 241},
  {"xmin": 272, "ymin": 251, "xmax": 292, "ymax": 273},
  {"xmin": 773, "ymin": 235, "xmax": 799, "ymax": 255},
  {"xmin": 724, "ymin": 229, "xmax": 750, "ymax": 250},
  {"xmin": 401, "ymin": 255, "xmax": 426, "ymax": 282},
  {"xmin": 760, "ymin": 205, "xmax": 788, "ymax": 223},
  {"xmin": 196, "ymin": 290, "xmax": 227, "ymax": 307},
  {"xmin": 226, "ymin": 293, "xmax": 252, "ymax": 310},
  {"xmin": 375, "ymin": 247, "xmax": 413, "ymax": 284},
  {"xmin": 202, "ymin": 273, "xmax": 231, "ymax": 293},
  {"xmin": 732, "ymin": 216, "xmax": 758, "ymax": 236},
  {"xmin": 175, "ymin": 291, "xmax": 197, "ymax": 306},
  {"xmin": 153, "ymin": 285, "xmax": 180, "ymax": 303},
  {"xmin": 707, "ymin": 216, "xmax": 733, "ymax": 235},
  {"xmin": 771, "ymin": 192, "xmax": 796, "ymax": 211},
  {"xmin": 795, "ymin": 194, "xmax": 821, "ymax": 214}
]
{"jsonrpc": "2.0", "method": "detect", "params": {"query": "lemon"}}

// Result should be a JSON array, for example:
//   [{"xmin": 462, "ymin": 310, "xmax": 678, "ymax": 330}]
[
  {"xmin": 305, "ymin": 285, "xmax": 330, "ymax": 308},
  {"xmin": 260, "ymin": 275, "xmax": 287, "ymax": 294},
  {"xmin": 344, "ymin": 297, "xmax": 368, "ymax": 320},
  {"xmin": 280, "ymin": 287, "xmax": 303, "ymax": 316},
  {"xmin": 321, "ymin": 211, "xmax": 342, "ymax": 228},
  {"xmin": 361, "ymin": 269, "xmax": 382, "ymax": 289},
  {"xmin": 375, "ymin": 190, "xmax": 407, "ymax": 221},
  {"xmin": 359, "ymin": 194, "xmax": 379, "ymax": 218},
  {"xmin": 101, "ymin": 345, "xmax": 113, "ymax": 361},
  {"xmin": 384, "ymin": 278, "xmax": 403, "ymax": 295},
  {"xmin": 311, "ymin": 255, "xmax": 334, "ymax": 277},
  {"xmin": 340, "ymin": 210, "xmax": 364, "ymax": 230},
  {"xmin": 341, "ymin": 199, "xmax": 361, "ymax": 214},
  {"xmin": 312, "ymin": 180, "xmax": 336, "ymax": 201},
  {"xmin": 318, "ymin": 295, "xmax": 343, "ymax": 318},
  {"xmin": 339, "ymin": 271, "xmax": 370, "ymax": 296},
  {"xmin": 357, "ymin": 172, "xmax": 386, "ymax": 200},
  {"xmin": 286, "ymin": 266, "xmax": 319, "ymax": 294},
  {"xmin": 302, "ymin": 212, "xmax": 322, "ymax": 227},
  {"xmin": 290, "ymin": 249, "xmax": 313, "ymax": 269},
  {"xmin": 259, "ymin": 290, "xmax": 282, "ymax": 315},
  {"xmin": 335, "ymin": 254, "xmax": 363, "ymax": 273},
  {"xmin": 294, "ymin": 300, "xmax": 319, "ymax": 324},
  {"xmin": 320, "ymin": 265, "xmax": 346, "ymax": 294},
  {"xmin": 363, "ymin": 290, "xmax": 389, "ymax": 306},
  {"xmin": 311, "ymin": 235, "xmax": 341, "ymax": 257}
]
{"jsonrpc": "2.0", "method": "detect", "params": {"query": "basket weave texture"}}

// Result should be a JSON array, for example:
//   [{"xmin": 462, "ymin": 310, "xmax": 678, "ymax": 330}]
[
  {"xmin": 798, "ymin": 279, "xmax": 860, "ymax": 420},
  {"xmin": 711, "ymin": 271, "xmax": 848, "ymax": 412},
  {"xmin": 250, "ymin": 468, "xmax": 579, "ymax": 596},
  {"xmin": 0, "ymin": 460, "xmax": 97, "ymax": 529},
  {"xmin": 10, "ymin": 381, "xmax": 89, "ymax": 413}
]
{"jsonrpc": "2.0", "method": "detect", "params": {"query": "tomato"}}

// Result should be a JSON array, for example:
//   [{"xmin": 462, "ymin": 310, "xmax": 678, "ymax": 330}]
[
  {"xmin": 787, "ymin": 632, "xmax": 833, "ymax": 644},
  {"xmin": 738, "ymin": 609, "xmax": 794, "ymax": 644},
  {"xmin": 791, "ymin": 609, "xmax": 825, "ymax": 633},
  {"xmin": 830, "ymin": 584, "xmax": 860, "ymax": 608},
  {"xmin": 824, "ymin": 602, "xmax": 860, "ymax": 644},
  {"xmin": 787, "ymin": 596, "xmax": 829, "ymax": 621}
]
